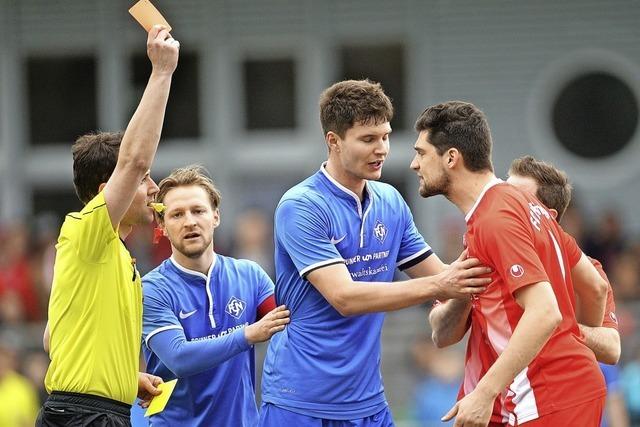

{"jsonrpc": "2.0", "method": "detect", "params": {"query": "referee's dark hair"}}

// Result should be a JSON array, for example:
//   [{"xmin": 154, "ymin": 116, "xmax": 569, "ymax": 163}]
[{"xmin": 72, "ymin": 131, "xmax": 123, "ymax": 205}]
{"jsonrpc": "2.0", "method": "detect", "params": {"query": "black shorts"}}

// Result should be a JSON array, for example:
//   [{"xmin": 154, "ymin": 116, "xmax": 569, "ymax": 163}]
[{"xmin": 36, "ymin": 391, "xmax": 132, "ymax": 427}]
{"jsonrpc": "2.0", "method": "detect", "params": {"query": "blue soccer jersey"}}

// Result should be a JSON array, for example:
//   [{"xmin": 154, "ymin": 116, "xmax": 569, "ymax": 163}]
[
  {"xmin": 142, "ymin": 254, "xmax": 274, "ymax": 427},
  {"xmin": 261, "ymin": 164, "xmax": 432, "ymax": 420}
]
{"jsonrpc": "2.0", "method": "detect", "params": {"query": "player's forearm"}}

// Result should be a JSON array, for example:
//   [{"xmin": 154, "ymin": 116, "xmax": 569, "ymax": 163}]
[
  {"xmin": 333, "ymin": 276, "xmax": 440, "ymax": 316},
  {"xmin": 575, "ymin": 288, "xmax": 606, "ymax": 327},
  {"xmin": 428, "ymin": 299, "xmax": 472, "ymax": 348},
  {"xmin": 118, "ymin": 74, "xmax": 173, "ymax": 173},
  {"xmin": 150, "ymin": 327, "xmax": 250, "ymax": 377},
  {"xmin": 309, "ymin": 256, "xmax": 489, "ymax": 316},
  {"xmin": 579, "ymin": 324, "xmax": 621, "ymax": 365},
  {"xmin": 475, "ymin": 301, "xmax": 561, "ymax": 398},
  {"xmin": 572, "ymin": 254, "xmax": 608, "ymax": 327}
]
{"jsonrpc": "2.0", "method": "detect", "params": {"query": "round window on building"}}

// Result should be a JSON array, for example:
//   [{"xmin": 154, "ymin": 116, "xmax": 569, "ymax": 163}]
[{"xmin": 551, "ymin": 72, "xmax": 639, "ymax": 159}]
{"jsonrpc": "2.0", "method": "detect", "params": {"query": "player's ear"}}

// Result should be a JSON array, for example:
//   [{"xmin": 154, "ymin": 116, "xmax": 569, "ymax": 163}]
[
  {"xmin": 326, "ymin": 131, "xmax": 341, "ymax": 154},
  {"xmin": 549, "ymin": 208, "xmax": 558, "ymax": 220},
  {"xmin": 212, "ymin": 208, "xmax": 221, "ymax": 228},
  {"xmin": 446, "ymin": 148, "xmax": 459, "ymax": 168}
]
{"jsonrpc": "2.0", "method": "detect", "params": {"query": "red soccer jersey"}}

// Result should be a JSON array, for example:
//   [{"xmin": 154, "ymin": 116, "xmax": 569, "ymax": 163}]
[{"xmin": 459, "ymin": 179, "xmax": 606, "ymax": 425}]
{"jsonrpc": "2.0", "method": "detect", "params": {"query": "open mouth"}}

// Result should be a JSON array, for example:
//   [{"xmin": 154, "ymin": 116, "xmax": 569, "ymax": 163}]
[
  {"xmin": 184, "ymin": 232, "xmax": 200, "ymax": 240},
  {"xmin": 368, "ymin": 160, "xmax": 384, "ymax": 169}
]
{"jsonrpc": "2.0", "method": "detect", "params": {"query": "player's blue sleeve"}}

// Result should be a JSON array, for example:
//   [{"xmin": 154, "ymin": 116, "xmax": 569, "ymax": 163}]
[
  {"xmin": 396, "ymin": 198, "xmax": 432, "ymax": 270},
  {"xmin": 142, "ymin": 276, "xmax": 183, "ymax": 344},
  {"xmin": 276, "ymin": 198, "xmax": 344, "ymax": 277},
  {"xmin": 148, "ymin": 327, "xmax": 250, "ymax": 378},
  {"xmin": 600, "ymin": 362, "xmax": 621, "ymax": 393},
  {"xmin": 254, "ymin": 264, "xmax": 275, "ymax": 305}
]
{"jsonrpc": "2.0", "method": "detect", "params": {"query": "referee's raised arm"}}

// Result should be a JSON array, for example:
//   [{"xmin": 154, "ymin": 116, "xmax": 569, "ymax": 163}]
[{"xmin": 103, "ymin": 25, "xmax": 179, "ymax": 229}]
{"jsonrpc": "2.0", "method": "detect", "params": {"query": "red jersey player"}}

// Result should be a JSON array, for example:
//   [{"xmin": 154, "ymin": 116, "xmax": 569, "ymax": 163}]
[
  {"xmin": 410, "ymin": 102, "xmax": 608, "ymax": 426},
  {"xmin": 507, "ymin": 156, "xmax": 620, "ymax": 365},
  {"xmin": 429, "ymin": 155, "xmax": 621, "ymax": 426}
]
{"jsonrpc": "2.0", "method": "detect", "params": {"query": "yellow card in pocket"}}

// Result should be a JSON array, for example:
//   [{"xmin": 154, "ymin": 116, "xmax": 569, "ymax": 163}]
[{"xmin": 145, "ymin": 379, "xmax": 178, "ymax": 417}]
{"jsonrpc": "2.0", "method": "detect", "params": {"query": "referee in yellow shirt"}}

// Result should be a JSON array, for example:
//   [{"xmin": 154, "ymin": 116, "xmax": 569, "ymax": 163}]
[{"xmin": 37, "ymin": 26, "xmax": 180, "ymax": 427}]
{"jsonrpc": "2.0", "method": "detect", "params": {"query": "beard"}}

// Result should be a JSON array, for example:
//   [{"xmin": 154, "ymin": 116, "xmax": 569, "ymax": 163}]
[
  {"xmin": 172, "ymin": 235, "xmax": 213, "ymax": 259},
  {"xmin": 419, "ymin": 170, "xmax": 451, "ymax": 198}
]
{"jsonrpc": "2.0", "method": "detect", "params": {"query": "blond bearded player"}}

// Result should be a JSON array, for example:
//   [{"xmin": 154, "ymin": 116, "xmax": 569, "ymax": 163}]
[{"xmin": 141, "ymin": 166, "xmax": 289, "ymax": 426}]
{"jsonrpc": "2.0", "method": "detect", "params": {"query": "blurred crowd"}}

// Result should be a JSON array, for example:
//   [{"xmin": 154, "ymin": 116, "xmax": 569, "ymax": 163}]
[{"xmin": 0, "ymin": 200, "xmax": 639, "ymax": 426}]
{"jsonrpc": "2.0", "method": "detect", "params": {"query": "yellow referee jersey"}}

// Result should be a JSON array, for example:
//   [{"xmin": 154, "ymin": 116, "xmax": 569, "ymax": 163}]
[{"xmin": 45, "ymin": 191, "xmax": 142, "ymax": 404}]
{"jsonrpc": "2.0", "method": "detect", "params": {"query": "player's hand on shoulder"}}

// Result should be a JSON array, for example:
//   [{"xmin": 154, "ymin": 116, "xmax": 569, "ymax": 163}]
[
  {"xmin": 435, "ymin": 249, "xmax": 492, "ymax": 300},
  {"xmin": 147, "ymin": 25, "xmax": 179, "ymax": 75},
  {"xmin": 244, "ymin": 305, "xmax": 290, "ymax": 345}
]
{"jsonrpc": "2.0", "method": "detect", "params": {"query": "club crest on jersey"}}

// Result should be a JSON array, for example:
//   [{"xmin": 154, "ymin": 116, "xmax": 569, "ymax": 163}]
[
  {"xmin": 373, "ymin": 220, "xmax": 387, "ymax": 244},
  {"xmin": 225, "ymin": 297, "xmax": 246, "ymax": 319},
  {"xmin": 510, "ymin": 264, "xmax": 525, "ymax": 278}
]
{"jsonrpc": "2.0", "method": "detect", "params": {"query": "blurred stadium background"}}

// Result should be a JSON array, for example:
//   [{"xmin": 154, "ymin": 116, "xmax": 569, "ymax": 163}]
[{"xmin": 1, "ymin": 0, "xmax": 639, "ymax": 425}]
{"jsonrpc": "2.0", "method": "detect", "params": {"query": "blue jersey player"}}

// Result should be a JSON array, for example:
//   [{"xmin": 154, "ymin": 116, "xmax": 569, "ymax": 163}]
[
  {"xmin": 142, "ymin": 166, "xmax": 290, "ymax": 427},
  {"xmin": 259, "ymin": 80, "xmax": 492, "ymax": 426}
]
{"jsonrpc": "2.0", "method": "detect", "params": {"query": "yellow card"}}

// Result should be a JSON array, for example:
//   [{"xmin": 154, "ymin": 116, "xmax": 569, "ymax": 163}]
[
  {"xmin": 145, "ymin": 379, "xmax": 178, "ymax": 417},
  {"xmin": 129, "ymin": 0, "xmax": 172, "ymax": 33}
]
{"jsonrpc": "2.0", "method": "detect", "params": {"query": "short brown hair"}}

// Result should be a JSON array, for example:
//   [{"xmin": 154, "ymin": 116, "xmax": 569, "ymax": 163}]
[
  {"xmin": 509, "ymin": 155, "xmax": 572, "ymax": 221},
  {"xmin": 319, "ymin": 79, "xmax": 393, "ymax": 138},
  {"xmin": 414, "ymin": 101, "xmax": 493, "ymax": 172},
  {"xmin": 72, "ymin": 131, "xmax": 123, "ymax": 204},
  {"xmin": 156, "ymin": 165, "xmax": 221, "ymax": 221}
]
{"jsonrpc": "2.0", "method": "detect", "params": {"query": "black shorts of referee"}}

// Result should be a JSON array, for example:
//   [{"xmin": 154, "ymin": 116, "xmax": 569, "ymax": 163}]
[{"xmin": 36, "ymin": 391, "xmax": 132, "ymax": 427}]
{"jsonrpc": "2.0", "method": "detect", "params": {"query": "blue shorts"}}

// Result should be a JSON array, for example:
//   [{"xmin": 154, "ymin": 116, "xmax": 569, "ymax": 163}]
[{"xmin": 258, "ymin": 403, "xmax": 394, "ymax": 427}]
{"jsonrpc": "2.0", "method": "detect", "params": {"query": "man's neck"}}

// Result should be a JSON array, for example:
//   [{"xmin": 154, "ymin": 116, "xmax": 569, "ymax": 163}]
[
  {"xmin": 447, "ymin": 171, "xmax": 498, "ymax": 217},
  {"xmin": 118, "ymin": 224, "xmax": 132, "ymax": 241},
  {"xmin": 172, "ymin": 246, "xmax": 215, "ymax": 276},
  {"xmin": 324, "ymin": 160, "xmax": 366, "ymax": 200}
]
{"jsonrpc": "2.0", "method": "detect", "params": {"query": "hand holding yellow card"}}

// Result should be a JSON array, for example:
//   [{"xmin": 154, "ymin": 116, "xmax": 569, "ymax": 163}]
[
  {"xmin": 129, "ymin": 0, "xmax": 172, "ymax": 33},
  {"xmin": 145, "ymin": 379, "xmax": 178, "ymax": 417}
]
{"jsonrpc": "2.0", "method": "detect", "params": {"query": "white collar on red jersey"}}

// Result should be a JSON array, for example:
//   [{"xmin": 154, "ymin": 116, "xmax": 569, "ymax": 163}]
[{"xmin": 465, "ymin": 176, "xmax": 504, "ymax": 223}]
